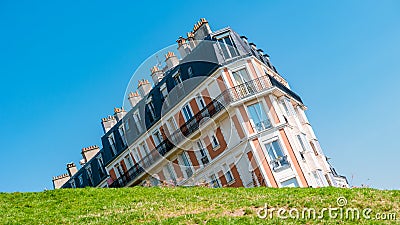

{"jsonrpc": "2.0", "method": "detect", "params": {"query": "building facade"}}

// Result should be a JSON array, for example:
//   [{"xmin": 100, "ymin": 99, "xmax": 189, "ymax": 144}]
[{"xmin": 52, "ymin": 19, "xmax": 348, "ymax": 189}]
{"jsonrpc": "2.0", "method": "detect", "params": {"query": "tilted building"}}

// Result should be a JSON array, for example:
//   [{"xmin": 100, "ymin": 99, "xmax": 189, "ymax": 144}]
[{"xmin": 52, "ymin": 19, "xmax": 349, "ymax": 189}]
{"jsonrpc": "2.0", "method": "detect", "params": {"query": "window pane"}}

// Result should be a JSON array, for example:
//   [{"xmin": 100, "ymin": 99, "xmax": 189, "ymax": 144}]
[{"xmin": 271, "ymin": 141, "xmax": 284, "ymax": 157}]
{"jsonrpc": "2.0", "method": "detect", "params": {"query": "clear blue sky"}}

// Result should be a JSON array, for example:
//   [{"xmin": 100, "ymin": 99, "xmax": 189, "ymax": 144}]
[{"xmin": 0, "ymin": 0, "xmax": 399, "ymax": 192}]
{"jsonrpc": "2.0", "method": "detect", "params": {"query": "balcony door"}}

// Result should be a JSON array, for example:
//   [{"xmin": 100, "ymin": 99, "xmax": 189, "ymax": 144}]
[{"xmin": 232, "ymin": 68, "xmax": 253, "ymax": 97}]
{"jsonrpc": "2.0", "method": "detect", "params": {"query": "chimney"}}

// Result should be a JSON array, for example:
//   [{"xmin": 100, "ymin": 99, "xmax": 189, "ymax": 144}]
[
  {"xmin": 81, "ymin": 145, "xmax": 100, "ymax": 163},
  {"xmin": 66, "ymin": 162, "xmax": 78, "ymax": 177},
  {"xmin": 177, "ymin": 36, "xmax": 191, "ymax": 59},
  {"xmin": 193, "ymin": 18, "xmax": 212, "ymax": 40},
  {"xmin": 52, "ymin": 173, "xmax": 70, "ymax": 189},
  {"xmin": 150, "ymin": 65, "xmax": 164, "ymax": 84},
  {"xmin": 101, "ymin": 115, "xmax": 117, "ymax": 133},
  {"xmin": 114, "ymin": 107, "xmax": 126, "ymax": 121},
  {"xmin": 138, "ymin": 79, "xmax": 152, "ymax": 97},
  {"xmin": 165, "ymin": 51, "xmax": 179, "ymax": 70},
  {"xmin": 128, "ymin": 91, "xmax": 142, "ymax": 108}
]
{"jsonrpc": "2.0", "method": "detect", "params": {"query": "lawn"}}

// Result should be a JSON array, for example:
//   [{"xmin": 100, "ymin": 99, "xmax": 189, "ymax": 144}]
[{"xmin": 0, "ymin": 187, "xmax": 399, "ymax": 224}]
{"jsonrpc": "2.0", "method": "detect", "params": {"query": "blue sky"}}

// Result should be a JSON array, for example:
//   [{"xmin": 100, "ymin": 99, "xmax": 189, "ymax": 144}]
[{"xmin": 0, "ymin": 1, "xmax": 399, "ymax": 192}]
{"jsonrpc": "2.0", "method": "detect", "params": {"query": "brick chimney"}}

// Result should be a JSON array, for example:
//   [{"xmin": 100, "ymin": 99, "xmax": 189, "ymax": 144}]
[
  {"xmin": 81, "ymin": 145, "xmax": 100, "ymax": 163},
  {"xmin": 138, "ymin": 79, "xmax": 151, "ymax": 97},
  {"xmin": 165, "ymin": 51, "xmax": 179, "ymax": 70},
  {"xmin": 101, "ymin": 115, "xmax": 117, "ymax": 133},
  {"xmin": 128, "ymin": 91, "xmax": 142, "ymax": 108},
  {"xmin": 150, "ymin": 65, "xmax": 163, "ymax": 85},
  {"xmin": 66, "ymin": 162, "xmax": 78, "ymax": 177},
  {"xmin": 114, "ymin": 107, "xmax": 126, "ymax": 121},
  {"xmin": 193, "ymin": 18, "xmax": 211, "ymax": 40},
  {"xmin": 177, "ymin": 36, "xmax": 191, "ymax": 59},
  {"xmin": 52, "ymin": 173, "xmax": 70, "ymax": 189}
]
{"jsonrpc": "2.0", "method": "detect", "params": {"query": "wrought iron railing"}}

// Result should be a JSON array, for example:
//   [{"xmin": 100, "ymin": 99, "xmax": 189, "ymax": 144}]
[
  {"xmin": 109, "ymin": 75, "xmax": 302, "ymax": 187},
  {"xmin": 269, "ymin": 155, "xmax": 290, "ymax": 171}
]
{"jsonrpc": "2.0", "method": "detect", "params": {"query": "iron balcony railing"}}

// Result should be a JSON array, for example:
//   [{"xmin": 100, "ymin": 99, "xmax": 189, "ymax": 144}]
[
  {"xmin": 109, "ymin": 75, "xmax": 302, "ymax": 187},
  {"xmin": 270, "ymin": 155, "xmax": 290, "ymax": 171}
]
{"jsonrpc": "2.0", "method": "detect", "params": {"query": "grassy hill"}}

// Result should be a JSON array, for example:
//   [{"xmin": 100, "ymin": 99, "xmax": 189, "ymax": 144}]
[{"xmin": 0, "ymin": 187, "xmax": 399, "ymax": 224}]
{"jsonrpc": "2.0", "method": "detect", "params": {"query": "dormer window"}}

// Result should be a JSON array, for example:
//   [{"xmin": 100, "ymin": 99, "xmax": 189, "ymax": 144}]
[
  {"xmin": 146, "ymin": 97, "xmax": 156, "ymax": 121},
  {"xmin": 174, "ymin": 72, "xmax": 182, "ymax": 85},
  {"xmin": 188, "ymin": 67, "xmax": 193, "ymax": 77},
  {"xmin": 108, "ymin": 133, "xmax": 117, "ymax": 156},
  {"xmin": 160, "ymin": 83, "xmax": 168, "ymax": 99},
  {"xmin": 216, "ymin": 33, "xmax": 238, "ymax": 59}
]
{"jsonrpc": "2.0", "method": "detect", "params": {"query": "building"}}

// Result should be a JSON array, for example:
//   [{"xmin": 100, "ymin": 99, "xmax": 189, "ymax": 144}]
[{"xmin": 52, "ymin": 18, "xmax": 349, "ymax": 189}]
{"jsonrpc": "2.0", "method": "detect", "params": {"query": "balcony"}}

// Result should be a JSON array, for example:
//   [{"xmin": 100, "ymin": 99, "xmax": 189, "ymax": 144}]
[
  {"xmin": 270, "ymin": 155, "xmax": 290, "ymax": 171},
  {"xmin": 109, "ymin": 75, "xmax": 302, "ymax": 187},
  {"xmin": 253, "ymin": 120, "xmax": 272, "ymax": 132}
]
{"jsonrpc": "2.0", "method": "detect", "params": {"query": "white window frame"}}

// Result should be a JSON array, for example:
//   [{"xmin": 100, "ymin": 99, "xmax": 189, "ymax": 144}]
[
  {"xmin": 222, "ymin": 164, "xmax": 234, "ymax": 183},
  {"xmin": 86, "ymin": 165, "xmax": 93, "ymax": 184},
  {"xmin": 152, "ymin": 129, "xmax": 163, "ymax": 146},
  {"xmin": 182, "ymin": 103, "xmax": 194, "ymax": 122},
  {"xmin": 118, "ymin": 125, "xmax": 128, "ymax": 147},
  {"xmin": 160, "ymin": 83, "xmax": 168, "ymax": 99},
  {"xmin": 146, "ymin": 97, "xmax": 156, "ymax": 121},
  {"xmin": 108, "ymin": 133, "xmax": 117, "ymax": 155},
  {"xmin": 246, "ymin": 101, "xmax": 271, "ymax": 132},
  {"xmin": 210, "ymin": 133, "xmax": 220, "ymax": 149},
  {"xmin": 125, "ymin": 154, "xmax": 134, "ymax": 169},
  {"xmin": 215, "ymin": 32, "xmax": 238, "ymax": 59},
  {"xmin": 124, "ymin": 118, "xmax": 130, "ymax": 131},
  {"xmin": 195, "ymin": 94, "xmax": 206, "ymax": 109},
  {"xmin": 133, "ymin": 110, "xmax": 143, "ymax": 133}
]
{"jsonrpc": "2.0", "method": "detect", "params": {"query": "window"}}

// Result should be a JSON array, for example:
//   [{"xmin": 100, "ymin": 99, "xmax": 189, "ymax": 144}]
[
  {"xmin": 160, "ymin": 83, "xmax": 168, "ymax": 100},
  {"xmin": 152, "ymin": 130, "xmax": 163, "ymax": 146},
  {"xmin": 211, "ymin": 134, "xmax": 219, "ymax": 149},
  {"xmin": 78, "ymin": 174, "xmax": 83, "ymax": 186},
  {"xmin": 124, "ymin": 119, "xmax": 130, "ymax": 131},
  {"xmin": 209, "ymin": 174, "xmax": 220, "ymax": 188},
  {"xmin": 108, "ymin": 133, "xmax": 117, "ymax": 156},
  {"xmin": 96, "ymin": 154, "xmax": 106, "ymax": 177},
  {"xmin": 232, "ymin": 68, "xmax": 251, "ymax": 85},
  {"xmin": 118, "ymin": 125, "xmax": 128, "ymax": 147},
  {"xmin": 197, "ymin": 141, "xmax": 209, "ymax": 165},
  {"xmin": 182, "ymin": 104, "xmax": 193, "ymax": 121},
  {"xmin": 281, "ymin": 177, "xmax": 299, "ymax": 187},
  {"xmin": 216, "ymin": 34, "xmax": 238, "ymax": 59},
  {"xmin": 188, "ymin": 67, "xmax": 193, "ymax": 77},
  {"xmin": 125, "ymin": 154, "xmax": 134, "ymax": 168},
  {"xmin": 281, "ymin": 98, "xmax": 296, "ymax": 117},
  {"xmin": 247, "ymin": 102, "xmax": 271, "ymax": 132},
  {"xmin": 146, "ymin": 99, "xmax": 156, "ymax": 121},
  {"xmin": 133, "ymin": 111, "xmax": 143, "ymax": 133},
  {"xmin": 140, "ymin": 142, "xmax": 150, "ymax": 158},
  {"xmin": 173, "ymin": 72, "xmax": 182, "ymax": 85},
  {"xmin": 115, "ymin": 164, "xmax": 124, "ymax": 178},
  {"xmin": 166, "ymin": 163, "xmax": 176, "ymax": 183},
  {"xmin": 132, "ymin": 149, "xmax": 141, "ymax": 162},
  {"xmin": 70, "ymin": 179, "xmax": 76, "ymax": 188},
  {"xmin": 265, "ymin": 140, "xmax": 289, "ymax": 170},
  {"xmin": 223, "ymin": 164, "xmax": 233, "ymax": 183},
  {"xmin": 297, "ymin": 134, "xmax": 308, "ymax": 152},
  {"xmin": 86, "ymin": 166, "xmax": 93, "ymax": 185},
  {"xmin": 180, "ymin": 153, "xmax": 193, "ymax": 177},
  {"xmin": 196, "ymin": 94, "xmax": 206, "ymax": 109}
]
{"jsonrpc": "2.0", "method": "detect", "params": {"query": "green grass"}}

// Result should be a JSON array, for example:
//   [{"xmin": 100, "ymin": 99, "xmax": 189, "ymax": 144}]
[{"xmin": 0, "ymin": 187, "xmax": 399, "ymax": 224}]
